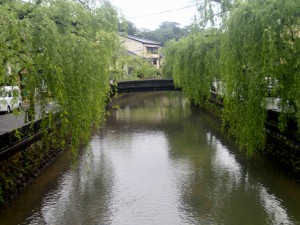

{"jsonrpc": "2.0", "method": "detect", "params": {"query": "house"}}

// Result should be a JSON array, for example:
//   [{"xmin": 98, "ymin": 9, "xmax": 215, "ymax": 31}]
[{"xmin": 119, "ymin": 35, "xmax": 162, "ymax": 69}]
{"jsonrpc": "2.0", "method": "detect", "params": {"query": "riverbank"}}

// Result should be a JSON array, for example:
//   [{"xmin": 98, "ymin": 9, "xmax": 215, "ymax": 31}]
[
  {"xmin": 202, "ymin": 98, "xmax": 300, "ymax": 182},
  {"xmin": 0, "ymin": 134, "xmax": 65, "ymax": 208}
]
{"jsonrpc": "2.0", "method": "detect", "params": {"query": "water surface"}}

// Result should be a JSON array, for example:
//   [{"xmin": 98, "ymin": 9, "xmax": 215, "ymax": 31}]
[{"xmin": 1, "ymin": 92, "xmax": 300, "ymax": 225}]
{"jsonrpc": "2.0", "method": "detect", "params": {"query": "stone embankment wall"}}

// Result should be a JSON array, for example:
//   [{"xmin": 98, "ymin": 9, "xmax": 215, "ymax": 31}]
[
  {"xmin": 204, "ymin": 97, "xmax": 300, "ymax": 181},
  {"xmin": 0, "ymin": 139, "xmax": 64, "ymax": 207},
  {"xmin": 264, "ymin": 130, "xmax": 300, "ymax": 180}
]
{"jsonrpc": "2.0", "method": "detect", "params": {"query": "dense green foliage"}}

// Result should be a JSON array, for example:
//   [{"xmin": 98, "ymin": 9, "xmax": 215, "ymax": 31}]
[
  {"xmin": 163, "ymin": 29, "xmax": 220, "ymax": 105},
  {"xmin": 112, "ymin": 48, "xmax": 161, "ymax": 81},
  {"xmin": 0, "ymin": 0, "xmax": 119, "ymax": 152},
  {"xmin": 121, "ymin": 55, "xmax": 160, "ymax": 80},
  {"xmin": 163, "ymin": 0, "xmax": 300, "ymax": 154},
  {"xmin": 141, "ymin": 22, "xmax": 190, "ymax": 46}
]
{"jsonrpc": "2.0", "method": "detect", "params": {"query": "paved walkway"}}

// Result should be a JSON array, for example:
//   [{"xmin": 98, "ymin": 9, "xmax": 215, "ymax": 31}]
[{"xmin": 0, "ymin": 103, "xmax": 55, "ymax": 134}]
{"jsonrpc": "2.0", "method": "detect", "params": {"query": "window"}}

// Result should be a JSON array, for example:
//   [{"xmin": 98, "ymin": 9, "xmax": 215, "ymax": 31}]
[{"xmin": 146, "ymin": 47, "xmax": 158, "ymax": 54}]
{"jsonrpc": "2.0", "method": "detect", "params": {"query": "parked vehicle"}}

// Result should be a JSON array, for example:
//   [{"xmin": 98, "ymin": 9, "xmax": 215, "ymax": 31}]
[{"xmin": 0, "ymin": 86, "xmax": 22, "ymax": 113}]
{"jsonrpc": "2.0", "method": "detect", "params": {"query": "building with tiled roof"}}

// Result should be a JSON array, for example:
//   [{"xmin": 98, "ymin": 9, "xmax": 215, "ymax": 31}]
[{"xmin": 119, "ymin": 34, "xmax": 162, "ymax": 69}]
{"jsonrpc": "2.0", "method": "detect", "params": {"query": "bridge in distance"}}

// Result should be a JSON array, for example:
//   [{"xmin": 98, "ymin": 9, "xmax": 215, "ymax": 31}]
[{"xmin": 115, "ymin": 79, "xmax": 182, "ymax": 93}]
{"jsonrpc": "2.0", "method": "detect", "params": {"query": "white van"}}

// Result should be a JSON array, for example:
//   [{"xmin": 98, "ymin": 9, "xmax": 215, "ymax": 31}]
[{"xmin": 0, "ymin": 86, "xmax": 22, "ymax": 113}]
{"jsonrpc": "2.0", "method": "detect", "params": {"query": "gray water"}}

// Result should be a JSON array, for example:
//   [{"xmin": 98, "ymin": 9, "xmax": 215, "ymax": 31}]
[{"xmin": 1, "ymin": 92, "xmax": 300, "ymax": 225}]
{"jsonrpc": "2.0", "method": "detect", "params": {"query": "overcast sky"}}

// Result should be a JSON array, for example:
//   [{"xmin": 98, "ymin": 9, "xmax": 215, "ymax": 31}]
[{"xmin": 110, "ymin": 0, "xmax": 199, "ymax": 30}]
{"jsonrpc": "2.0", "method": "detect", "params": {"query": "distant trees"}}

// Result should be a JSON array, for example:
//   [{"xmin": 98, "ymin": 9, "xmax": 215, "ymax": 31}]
[
  {"xmin": 118, "ymin": 20, "xmax": 142, "ymax": 36},
  {"xmin": 142, "ymin": 22, "xmax": 190, "ymax": 46},
  {"xmin": 118, "ymin": 19, "xmax": 190, "ymax": 46}
]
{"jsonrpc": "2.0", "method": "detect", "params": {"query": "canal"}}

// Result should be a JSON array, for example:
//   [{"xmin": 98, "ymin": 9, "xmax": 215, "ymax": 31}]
[{"xmin": 1, "ymin": 92, "xmax": 300, "ymax": 225}]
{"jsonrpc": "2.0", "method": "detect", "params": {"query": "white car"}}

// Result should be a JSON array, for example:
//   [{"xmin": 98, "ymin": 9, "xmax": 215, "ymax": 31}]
[{"xmin": 0, "ymin": 86, "xmax": 22, "ymax": 113}]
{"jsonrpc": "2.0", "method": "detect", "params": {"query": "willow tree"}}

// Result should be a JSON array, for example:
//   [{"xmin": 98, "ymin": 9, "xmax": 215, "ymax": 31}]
[
  {"xmin": 219, "ymin": 0, "xmax": 300, "ymax": 153},
  {"xmin": 164, "ymin": 0, "xmax": 300, "ymax": 154},
  {"xmin": 163, "ymin": 29, "xmax": 221, "ymax": 105},
  {"xmin": 0, "ymin": 0, "xmax": 119, "ymax": 152}
]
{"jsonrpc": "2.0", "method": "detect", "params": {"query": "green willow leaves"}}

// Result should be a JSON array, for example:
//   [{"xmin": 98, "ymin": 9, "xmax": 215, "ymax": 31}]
[
  {"xmin": 164, "ymin": 29, "xmax": 221, "ymax": 106},
  {"xmin": 1, "ymin": 0, "xmax": 119, "ymax": 152},
  {"xmin": 164, "ymin": 0, "xmax": 300, "ymax": 154}
]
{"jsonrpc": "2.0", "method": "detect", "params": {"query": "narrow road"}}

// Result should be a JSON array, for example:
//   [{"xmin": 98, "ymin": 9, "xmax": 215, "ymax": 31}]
[
  {"xmin": 0, "ymin": 103, "xmax": 55, "ymax": 134},
  {"xmin": 0, "ymin": 111, "xmax": 28, "ymax": 134}
]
